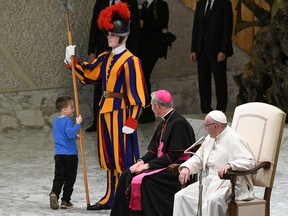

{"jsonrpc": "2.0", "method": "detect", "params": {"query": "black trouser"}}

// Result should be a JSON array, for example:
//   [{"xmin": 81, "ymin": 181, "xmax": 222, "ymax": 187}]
[
  {"xmin": 197, "ymin": 52, "xmax": 228, "ymax": 113},
  {"xmin": 52, "ymin": 155, "xmax": 78, "ymax": 202}
]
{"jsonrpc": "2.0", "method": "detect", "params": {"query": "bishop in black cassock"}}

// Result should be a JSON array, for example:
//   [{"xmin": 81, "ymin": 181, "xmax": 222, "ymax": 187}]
[{"xmin": 110, "ymin": 90, "xmax": 196, "ymax": 216}]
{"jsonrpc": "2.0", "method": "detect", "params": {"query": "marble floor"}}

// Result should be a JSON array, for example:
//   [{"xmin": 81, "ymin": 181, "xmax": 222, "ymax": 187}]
[{"xmin": 0, "ymin": 115, "xmax": 287, "ymax": 216}]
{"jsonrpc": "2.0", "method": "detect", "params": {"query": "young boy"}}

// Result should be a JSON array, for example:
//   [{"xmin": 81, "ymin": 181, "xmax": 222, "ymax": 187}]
[{"xmin": 49, "ymin": 96, "xmax": 83, "ymax": 209}]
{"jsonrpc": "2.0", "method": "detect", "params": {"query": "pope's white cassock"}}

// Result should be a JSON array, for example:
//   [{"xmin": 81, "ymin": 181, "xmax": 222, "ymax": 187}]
[{"xmin": 173, "ymin": 126, "xmax": 256, "ymax": 216}]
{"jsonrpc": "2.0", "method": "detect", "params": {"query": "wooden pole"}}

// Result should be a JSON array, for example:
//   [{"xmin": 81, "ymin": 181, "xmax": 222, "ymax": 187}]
[{"xmin": 64, "ymin": 11, "xmax": 91, "ymax": 207}]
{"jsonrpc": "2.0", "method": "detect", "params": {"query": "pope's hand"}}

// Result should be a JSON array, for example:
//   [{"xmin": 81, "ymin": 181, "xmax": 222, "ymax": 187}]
[{"xmin": 179, "ymin": 167, "xmax": 190, "ymax": 185}]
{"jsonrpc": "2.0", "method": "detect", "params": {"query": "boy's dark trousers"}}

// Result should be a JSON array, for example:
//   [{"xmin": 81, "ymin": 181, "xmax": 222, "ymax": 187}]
[{"xmin": 52, "ymin": 155, "xmax": 78, "ymax": 202}]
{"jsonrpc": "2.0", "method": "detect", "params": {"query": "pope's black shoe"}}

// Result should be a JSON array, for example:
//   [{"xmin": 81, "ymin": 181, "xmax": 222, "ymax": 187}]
[{"xmin": 87, "ymin": 203, "xmax": 111, "ymax": 210}]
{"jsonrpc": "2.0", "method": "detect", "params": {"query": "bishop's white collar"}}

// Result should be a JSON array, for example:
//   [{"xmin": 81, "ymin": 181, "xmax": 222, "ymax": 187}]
[{"xmin": 162, "ymin": 108, "xmax": 174, "ymax": 121}]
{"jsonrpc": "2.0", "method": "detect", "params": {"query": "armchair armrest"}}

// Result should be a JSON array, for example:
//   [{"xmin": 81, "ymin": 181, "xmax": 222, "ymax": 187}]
[
  {"xmin": 221, "ymin": 161, "xmax": 271, "ymax": 214},
  {"xmin": 222, "ymin": 161, "xmax": 271, "ymax": 179}
]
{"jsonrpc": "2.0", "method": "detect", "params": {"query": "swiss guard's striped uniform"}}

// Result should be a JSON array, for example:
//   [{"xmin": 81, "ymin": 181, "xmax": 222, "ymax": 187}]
[{"xmin": 73, "ymin": 48, "xmax": 146, "ymax": 206}]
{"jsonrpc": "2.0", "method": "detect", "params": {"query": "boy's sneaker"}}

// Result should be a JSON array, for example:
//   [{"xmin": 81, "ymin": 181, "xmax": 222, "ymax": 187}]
[
  {"xmin": 60, "ymin": 200, "xmax": 73, "ymax": 209},
  {"xmin": 49, "ymin": 192, "xmax": 59, "ymax": 209}
]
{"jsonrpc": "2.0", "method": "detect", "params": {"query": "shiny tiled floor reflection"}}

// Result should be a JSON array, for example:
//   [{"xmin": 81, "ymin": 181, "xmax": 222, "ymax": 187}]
[{"xmin": 0, "ymin": 116, "xmax": 287, "ymax": 216}]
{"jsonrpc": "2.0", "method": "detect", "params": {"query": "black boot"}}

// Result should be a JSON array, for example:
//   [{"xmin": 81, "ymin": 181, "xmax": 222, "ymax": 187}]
[{"xmin": 85, "ymin": 118, "xmax": 97, "ymax": 132}]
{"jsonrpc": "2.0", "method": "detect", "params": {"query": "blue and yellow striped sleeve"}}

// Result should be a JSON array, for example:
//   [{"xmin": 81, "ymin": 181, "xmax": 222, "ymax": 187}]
[
  {"xmin": 124, "ymin": 56, "xmax": 146, "ymax": 108},
  {"xmin": 73, "ymin": 52, "xmax": 108, "ymax": 84}
]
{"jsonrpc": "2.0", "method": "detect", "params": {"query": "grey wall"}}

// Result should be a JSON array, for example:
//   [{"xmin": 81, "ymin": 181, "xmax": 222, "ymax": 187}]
[
  {"xmin": 0, "ymin": 0, "xmax": 95, "ymax": 92},
  {"xmin": 0, "ymin": 0, "xmax": 249, "ymax": 132}
]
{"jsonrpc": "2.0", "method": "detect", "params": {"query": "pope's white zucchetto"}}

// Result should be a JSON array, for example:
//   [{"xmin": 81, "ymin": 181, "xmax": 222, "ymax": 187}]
[{"xmin": 209, "ymin": 110, "xmax": 227, "ymax": 124}]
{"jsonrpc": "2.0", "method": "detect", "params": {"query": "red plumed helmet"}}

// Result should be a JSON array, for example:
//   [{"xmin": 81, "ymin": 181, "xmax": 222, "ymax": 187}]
[{"xmin": 97, "ymin": 2, "xmax": 131, "ymax": 37}]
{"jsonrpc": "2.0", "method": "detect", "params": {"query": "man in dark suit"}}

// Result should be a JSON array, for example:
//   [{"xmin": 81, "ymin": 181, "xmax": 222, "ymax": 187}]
[
  {"xmin": 138, "ymin": 0, "xmax": 169, "ymax": 124},
  {"xmin": 86, "ymin": 0, "xmax": 140, "ymax": 132},
  {"xmin": 190, "ymin": 0, "xmax": 233, "ymax": 114}
]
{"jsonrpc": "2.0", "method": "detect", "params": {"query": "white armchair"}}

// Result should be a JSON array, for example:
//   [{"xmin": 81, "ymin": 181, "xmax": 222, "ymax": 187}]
[{"xmin": 224, "ymin": 102, "xmax": 286, "ymax": 216}]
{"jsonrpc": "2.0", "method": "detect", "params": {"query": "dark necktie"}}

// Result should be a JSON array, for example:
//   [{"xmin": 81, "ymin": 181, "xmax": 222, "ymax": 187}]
[
  {"xmin": 111, "ymin": 0, "xmax": 115, "ymax": 5},
  {"xmin": 140, "ymin": 1, "xmax": 148, "ymax": 17},
  {"xmin": 142, "ymin": 1, "xmax": 148, "ymax": 10},
  {"xmin": 206, "ymin": 0, "xmax": 212, "ymax": 16}
]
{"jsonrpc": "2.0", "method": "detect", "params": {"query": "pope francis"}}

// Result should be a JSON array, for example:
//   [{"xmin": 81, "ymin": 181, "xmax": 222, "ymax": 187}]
[{"xmin": 173, "ymin": 110, "xmax": 256, "ymax": 216}]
